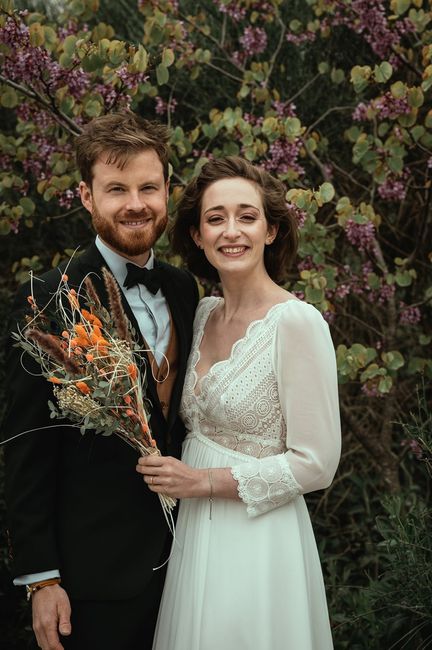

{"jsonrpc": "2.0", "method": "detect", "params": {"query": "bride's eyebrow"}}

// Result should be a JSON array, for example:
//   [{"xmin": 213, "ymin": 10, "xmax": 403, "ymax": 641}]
[{"xmin": 203, "ymin": 203, "xmax": 260, "ymax": 215}]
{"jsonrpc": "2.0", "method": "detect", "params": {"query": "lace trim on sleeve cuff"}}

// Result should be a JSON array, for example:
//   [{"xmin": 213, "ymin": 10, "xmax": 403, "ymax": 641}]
[{"xmin": 231, "ymin": 454, "xmax": 301, "ymax": 518}]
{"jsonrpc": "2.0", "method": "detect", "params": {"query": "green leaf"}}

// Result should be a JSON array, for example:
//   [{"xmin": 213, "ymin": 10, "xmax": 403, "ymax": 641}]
[
  {"xmin": 378, "ymin": 375, "xmax": 393, "ymax": 393},
  {"xmin": 156, "ymin": 63, "xmax": 169, "ymax": 86},
  {"xmin": 19, "ymin": 197, "xmax": 35, "ymax": 216},
  {"xmin": 84, "ymin": 99, "xmax": 103, "ymax": 118},
  {"xmin": 392, "ymin": 0, "xmax": 411, "ymax": 15},
  {"xmin": 395, "ymin": 270, "xmax": 413, "ymax": 287},
  {"xmin": 133, "ymin": 45, "xmax": 148, "ymax": 73},
  {"xmin": 29, "ymin": 23, "xmax": 45, "ymax": 47},
  {"xmin": 284, "ymin": 117, "xmax": 302, "ymax": 138},
  {"xmin": 374, "ymin": 61, "xmax": 393, "ymax": 83},
  {"xmin": 305, "ymin": 286, "xmax": 324, "ymax": 304},
  {"xmin": 390, "ymin": 81, "xmax": 407, "ymax": 99},
  {"xmin": 63, "ymin": 35, "xmax": 78, "ymax": 57},
  {"xmin": 407, "ymin": 87, "xmax": 424, "ymax": 108},
  {"xmin": 330, "ymin": 68, "xmax": 345, "ymax": 84},
  {"xmin": 318, "ymin": 182, "xmax": 335, "ymax": 203},
  {"xmin": 381, "ymin": 351, "xmax": 405, "ymax": 371},
  {"xmin": 162, "ymin": 48, "xmax": 175, "ymax": 68},
  {"xmin": 0, "ymin": 219, "xmax": 11, "ymax": 235},
  {"xmin": 1, "ymin": 86, "xmax": 18, "ymax": 108}
]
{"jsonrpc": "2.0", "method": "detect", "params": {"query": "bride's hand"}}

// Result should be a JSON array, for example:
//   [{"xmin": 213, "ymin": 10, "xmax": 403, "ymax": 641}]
[{"xmin": 136, "ymin": 455, "xmax": 208, "ymax": 499}]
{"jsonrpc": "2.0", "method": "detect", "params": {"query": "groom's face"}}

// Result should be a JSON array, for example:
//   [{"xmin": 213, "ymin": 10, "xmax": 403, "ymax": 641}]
[{"xmin": 79, "ymin": 148, "xmax": 169, "ymax": 264}]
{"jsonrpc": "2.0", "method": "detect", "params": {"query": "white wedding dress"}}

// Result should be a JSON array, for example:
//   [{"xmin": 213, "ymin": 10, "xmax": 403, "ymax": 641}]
[{"xmin": 153, "ymin": 297, "xmax": 341, "ymax": 650}]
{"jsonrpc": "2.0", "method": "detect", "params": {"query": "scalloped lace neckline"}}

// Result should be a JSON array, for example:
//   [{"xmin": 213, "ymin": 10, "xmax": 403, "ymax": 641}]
[{"xmin": 191, "ymin": 297, "xmax": 293, "ymax": 397}]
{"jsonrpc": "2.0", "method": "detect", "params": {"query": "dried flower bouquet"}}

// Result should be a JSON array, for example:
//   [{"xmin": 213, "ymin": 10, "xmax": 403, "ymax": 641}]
[{"xmin": 13, "ymin": 267, "xmax": 176, "ymax": 524}]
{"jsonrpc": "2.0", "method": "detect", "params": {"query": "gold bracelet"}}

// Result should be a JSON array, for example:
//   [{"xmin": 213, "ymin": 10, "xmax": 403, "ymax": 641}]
[{"xmin": 208, "ymin": 468, "xmax": 214, "ymax": 521}]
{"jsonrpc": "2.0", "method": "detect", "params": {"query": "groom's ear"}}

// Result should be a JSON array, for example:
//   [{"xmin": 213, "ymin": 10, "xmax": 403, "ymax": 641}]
[{"xmin": 79, "ymin": 181, "xmax": 93, "ymax": 214}]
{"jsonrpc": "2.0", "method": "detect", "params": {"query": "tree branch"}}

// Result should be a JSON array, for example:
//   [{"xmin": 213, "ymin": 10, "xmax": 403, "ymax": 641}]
[
  {"xmin": 263, "ymin": 14, "xmax": 286, "ymax": 88},
  {"xmin": 306, "ymin": 105, "xmax": 354, "ymax": 135},
  {"xmin": 287, "ymin": 72, "xmax": 321, "ymax": 105},
  {"xmin": 0, "ymin": 74, "xmax": 82, "ymax": 137},
  {"xmin": 178, "ymin": 11, "xmax": 246, "ymax": 75},
  {"xmin": 204, "ymin": 60, "xmax": 244, "ymax": 84}
]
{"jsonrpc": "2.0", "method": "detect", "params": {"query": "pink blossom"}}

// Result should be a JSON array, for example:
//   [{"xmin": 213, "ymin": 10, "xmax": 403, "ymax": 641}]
[
  {"xmin": 213, "ymin": 0, "xmax": 246, "ymax": 22},
  {"xmin": 378, "ymin": 176, "xmax": 407, "ymax": 201},
  {"xmin": 155, "ymin": 96, "xmax": 178, "ymax": 115},
  {"xmin": 361, "ymin": 382, "xmax": 384, "ymax": 398},
  {"xmin": 335, "ymin": 284, "xmax": 351, "ymax": 299},
  {"xmin": 264, "ymin": 138, "xmax": 305, "ymax": 177},
  {"xmin": 272, "ymin": 100, "xmax": 297, "ymax": 118},
  {"xmin": 352, "ymin": 102, "xmax": 369, "ymax": 122},
  {"xmin": 239, "ymin": 27, "xmax": 267, "ymax": 56},
  {"xmin": 345, "ymin": 219, "xmax": 376, "ymax": 251},
  {"xmin": 399, "ymin": 302, "xmax": 421, "ymax": 325},
  {"xmin": 286, "ymin": 31, "xmax": 316, "ymax": 46},
  {"xmin": 401, "ymin": 438, "xmax": 423, "ymax": 459},
  {"xmin": 287, "ymin": 203, "xmax": 307, "ymax": 229},
  {"xmin": 297, "ymin": 257, "xmax": 315, "ymax": 272},
  {"xmin": 322, "ymin": 310, "xmax": 336, "ymax": 324}
]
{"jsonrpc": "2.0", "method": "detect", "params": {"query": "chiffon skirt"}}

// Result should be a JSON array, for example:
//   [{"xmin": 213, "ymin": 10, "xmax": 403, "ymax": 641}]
[{"xmin": 152, "ymin": 432, "xmax": 334, "ymax": 650}]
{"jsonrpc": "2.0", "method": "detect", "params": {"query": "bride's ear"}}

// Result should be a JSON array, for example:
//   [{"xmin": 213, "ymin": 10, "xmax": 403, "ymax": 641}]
[
  {"xmin": 265, "ymin": 223, "xmax": 279, "ymax": 245},
  {"xmin": 190, "ymin": 226, "xmax": 202, "ymax": 249}
]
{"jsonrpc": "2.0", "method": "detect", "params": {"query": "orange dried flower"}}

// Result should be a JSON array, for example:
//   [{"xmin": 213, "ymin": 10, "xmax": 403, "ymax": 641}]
[
  {"xmin": 62, "ymin": 331, "xmax": 70, "ymax": 339},
  {"xmin": 61, "ymin": 274, "xmax": 68, "ymax": 282},
  {"xmin": 48, "ymin": 376, "xmax": 62, "ymax": 384},
  {"xmin": 124, "ymin": 395, "xmax": 132, "ymax": 405},
  {"xmin": 127, "ymin": 364, "xmax": 138, "ymax": 381},
  {"xmin": 85, "ymin": 353, "xmax": 94, "ymax": 362},
  {"xmin": 76, "ymin": 381, "xmax": 91, "ymax": 395},
  {"xmin": 91, "ymin": 315, "xmax": 103, "ymax": 328},
  {"xmin": 126, "ymin": 409, "xmax": 134, "ymax": 417}
]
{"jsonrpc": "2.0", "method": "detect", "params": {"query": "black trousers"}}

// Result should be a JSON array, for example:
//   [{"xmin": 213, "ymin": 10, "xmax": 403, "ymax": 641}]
[{"xmin": 62, "ymin": 569, "xmax": 165, "ymax": 650}]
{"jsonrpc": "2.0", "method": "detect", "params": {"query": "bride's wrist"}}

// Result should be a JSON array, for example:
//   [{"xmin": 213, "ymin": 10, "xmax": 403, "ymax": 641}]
[{"xmin": 194, "ymin": 468, "xmax": 212, "ymax": 498}]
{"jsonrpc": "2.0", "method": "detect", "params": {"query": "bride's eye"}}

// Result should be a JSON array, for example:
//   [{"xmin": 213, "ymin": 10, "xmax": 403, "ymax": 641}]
[
  {"xmin": 207, "ymin": 215, "xmax": 224, "ymax": 224},
  {"xmin": 239, "ymin": 214, "xmax": 256, "ymax": 222}
]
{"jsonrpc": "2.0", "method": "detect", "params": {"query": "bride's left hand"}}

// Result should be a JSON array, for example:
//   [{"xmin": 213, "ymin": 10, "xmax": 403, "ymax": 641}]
[{"xmin": 136, "ymin": 455, "xmax": 208, "ymax": 499}]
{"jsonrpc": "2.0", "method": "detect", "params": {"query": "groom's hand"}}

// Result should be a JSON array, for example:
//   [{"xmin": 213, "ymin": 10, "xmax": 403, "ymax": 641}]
[{"xmin": 32, "ymin": 584, "xmax": 72, "ymax": 650}]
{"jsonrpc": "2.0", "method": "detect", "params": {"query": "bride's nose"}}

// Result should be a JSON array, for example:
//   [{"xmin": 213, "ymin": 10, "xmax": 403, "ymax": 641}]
[{"xmin": 222, "ymin": 217, "xmax": 241, "ymax": 239}]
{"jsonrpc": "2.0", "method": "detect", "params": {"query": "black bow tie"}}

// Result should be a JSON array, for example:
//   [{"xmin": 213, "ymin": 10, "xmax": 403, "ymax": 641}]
[{"xmin": 123, "ymin": 263, "xmax": 163, "ymax": 294}]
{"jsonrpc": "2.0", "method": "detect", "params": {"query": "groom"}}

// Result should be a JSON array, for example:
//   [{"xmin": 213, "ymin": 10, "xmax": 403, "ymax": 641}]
[{"xmin": 3, "ymin": 111, "xmax": 198, "ymax": 649}]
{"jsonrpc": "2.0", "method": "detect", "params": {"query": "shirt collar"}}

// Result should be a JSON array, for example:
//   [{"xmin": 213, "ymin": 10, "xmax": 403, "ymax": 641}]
[{"xmin": 95, "ymin": 235, "xmax": 154, "ymax": 287}]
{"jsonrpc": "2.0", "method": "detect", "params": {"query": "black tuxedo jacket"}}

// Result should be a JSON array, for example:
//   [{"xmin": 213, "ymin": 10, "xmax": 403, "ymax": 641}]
[{"xmin": 2, "ymin": 242, "xmax": 199, "ymax": 600}]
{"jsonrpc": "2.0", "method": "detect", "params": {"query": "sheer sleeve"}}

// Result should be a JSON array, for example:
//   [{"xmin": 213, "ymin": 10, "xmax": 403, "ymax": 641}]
[{"xmin": 231, "ymin": 301, "xmax": 341, "ymax": 517}]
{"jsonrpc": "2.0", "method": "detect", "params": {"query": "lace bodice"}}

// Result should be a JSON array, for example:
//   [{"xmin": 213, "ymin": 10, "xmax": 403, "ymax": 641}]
[{"xmin": 180, "ymin": 297, "xmax": 341, "ymax": 517}]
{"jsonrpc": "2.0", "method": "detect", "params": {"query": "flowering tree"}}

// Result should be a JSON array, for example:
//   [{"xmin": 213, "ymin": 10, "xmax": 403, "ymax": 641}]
[{"xmin": 0, "ymin": 0, "xmax": 431, "ymax": 644}]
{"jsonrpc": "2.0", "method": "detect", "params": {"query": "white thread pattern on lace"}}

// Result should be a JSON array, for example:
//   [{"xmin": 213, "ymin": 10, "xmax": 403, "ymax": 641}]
[
  {"xmin": 180, "ymin": 297, "xmax": 302, "ymax": 517},
  {"xmin": 231, "ymin": 454, "xmax": 301, "ymax": 517}
]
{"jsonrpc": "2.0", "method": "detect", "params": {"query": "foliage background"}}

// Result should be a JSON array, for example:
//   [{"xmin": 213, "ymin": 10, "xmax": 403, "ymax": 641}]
[{"xmin": 0, "ymin": 0, "xmax": 431, "ymax": 647}]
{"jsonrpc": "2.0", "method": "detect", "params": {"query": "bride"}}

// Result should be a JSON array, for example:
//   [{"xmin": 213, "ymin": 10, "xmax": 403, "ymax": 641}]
[{"xmin": 137, "ymin": 156, "xmax": 341, "ymax": 650}]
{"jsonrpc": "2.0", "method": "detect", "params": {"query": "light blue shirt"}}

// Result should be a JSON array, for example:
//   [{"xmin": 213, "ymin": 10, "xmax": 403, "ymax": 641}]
[{"xmin": 15, "ymin": 236, "xmax": 171, "ymax": 587}]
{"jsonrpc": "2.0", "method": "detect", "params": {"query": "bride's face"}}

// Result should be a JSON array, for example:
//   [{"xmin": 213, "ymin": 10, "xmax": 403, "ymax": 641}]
[{"xmin": 191, "ymin": 177, "xmax": 277, "ymax": 279}]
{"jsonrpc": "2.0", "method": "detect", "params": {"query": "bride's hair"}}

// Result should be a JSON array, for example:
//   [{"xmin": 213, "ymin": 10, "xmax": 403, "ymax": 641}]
[{"xmin": 170, "ymin": 156, "xmax": 299, "ymax": 283}]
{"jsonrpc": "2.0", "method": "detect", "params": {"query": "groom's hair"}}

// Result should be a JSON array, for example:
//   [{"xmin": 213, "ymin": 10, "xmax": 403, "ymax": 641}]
[
  {"xmin": 75, "ymin": 111, "xmax": 171, "ymax": 186},
  {"xmin": 170, "ymin": 156, "xmax": 299, "ymax": 283}
]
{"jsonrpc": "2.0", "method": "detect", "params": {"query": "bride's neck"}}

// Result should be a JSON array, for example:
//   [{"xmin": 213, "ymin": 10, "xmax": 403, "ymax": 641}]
[{"xmin": 218, "ymin": 274, "xmax": 279, "ymax": 322}]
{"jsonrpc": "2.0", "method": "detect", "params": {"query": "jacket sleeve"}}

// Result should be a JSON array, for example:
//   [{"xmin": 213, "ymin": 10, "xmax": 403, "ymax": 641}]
[{"xmin": 2, "ymin": 281, "xmax": 63, "ymax": 577}]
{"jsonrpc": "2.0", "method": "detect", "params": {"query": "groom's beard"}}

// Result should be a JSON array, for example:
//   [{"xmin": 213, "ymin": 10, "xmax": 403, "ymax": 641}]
[{"xmin": 91, "ymin": 204, "xmax": 168, "ymax": 258}]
